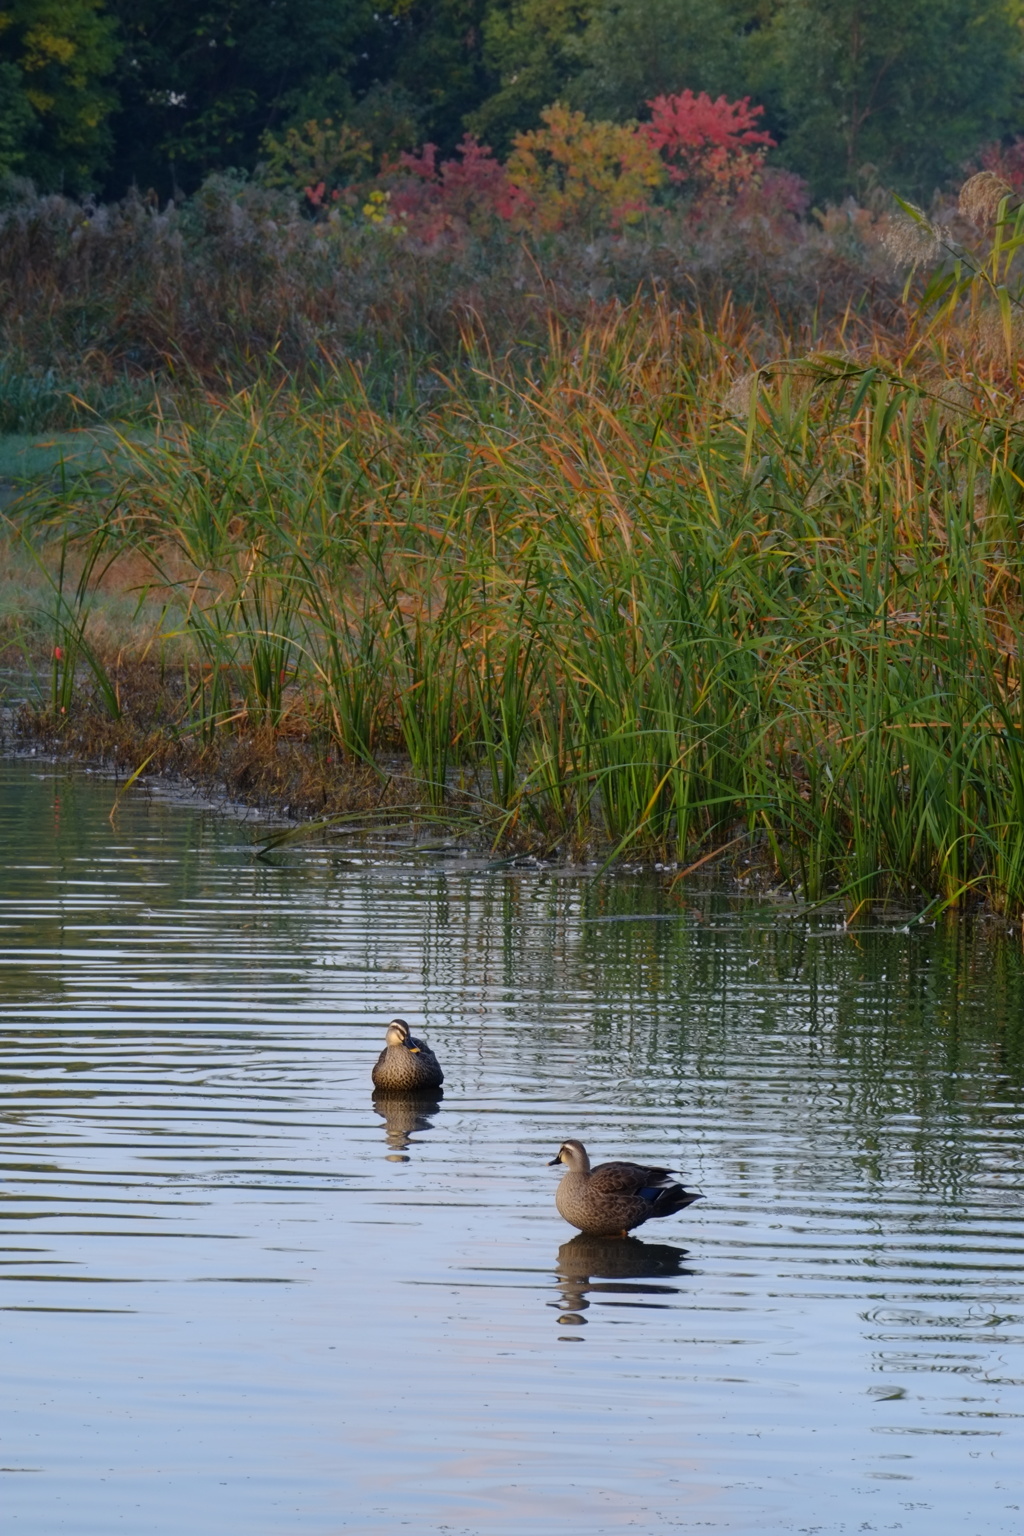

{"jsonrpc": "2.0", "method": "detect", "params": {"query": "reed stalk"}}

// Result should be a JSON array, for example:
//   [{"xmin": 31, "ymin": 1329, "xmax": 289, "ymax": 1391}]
[{"xmin": 26, "ymin": 252, "xmax": 1024, "ymax": 912}]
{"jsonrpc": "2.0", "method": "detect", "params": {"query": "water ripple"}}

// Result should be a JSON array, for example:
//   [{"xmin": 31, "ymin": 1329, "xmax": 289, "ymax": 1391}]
[{"xmin": 0, "ymin": 759, "xmax": 1022, "ymax": 1534}]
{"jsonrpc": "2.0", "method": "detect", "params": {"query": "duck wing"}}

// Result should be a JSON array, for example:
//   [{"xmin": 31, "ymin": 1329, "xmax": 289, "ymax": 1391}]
[
  {"xmin": 405, "ymin": 1034, "xmax": 444, "ymax": 1084},
  {"xmin": 588, "ymin": 1160, "xmax": 678, "ymax": 1196}
]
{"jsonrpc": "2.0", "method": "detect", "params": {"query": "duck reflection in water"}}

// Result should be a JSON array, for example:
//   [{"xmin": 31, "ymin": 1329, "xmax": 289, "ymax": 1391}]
[
  {"xmin": 371, "ymin": 1089, "xmax": 443, "ymax": 1161},
  {"xmin": 552, "ymin": 1234, "xmax": 693, "ymax": 1338}
]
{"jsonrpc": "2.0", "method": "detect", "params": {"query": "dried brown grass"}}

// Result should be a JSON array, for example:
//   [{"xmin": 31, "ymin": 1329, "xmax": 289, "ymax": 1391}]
[{"xmin": 0, "ymin": 177, "xmax": 908, "ymax": 393}]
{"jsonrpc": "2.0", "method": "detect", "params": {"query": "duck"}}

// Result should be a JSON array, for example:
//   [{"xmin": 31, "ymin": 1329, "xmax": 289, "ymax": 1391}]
[
  {"xmin": 371, "ymin": 1018, "xmax": 444, "ymax": 1092},
  {"xmin": 548, "ymin": 1139, "xmax": 701, "ymax": 1237}
]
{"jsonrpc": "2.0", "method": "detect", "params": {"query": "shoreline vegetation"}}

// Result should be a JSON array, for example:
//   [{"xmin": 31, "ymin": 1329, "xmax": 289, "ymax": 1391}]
[{"xmin": 6, "ymin": 165, "xmax": 1024, "ymax": 916}]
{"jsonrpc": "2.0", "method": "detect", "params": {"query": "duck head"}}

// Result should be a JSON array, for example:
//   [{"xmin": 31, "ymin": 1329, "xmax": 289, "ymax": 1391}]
[
  {"xmin": 385, "ymin": 1019, "xmax": 414, "ymax": 1049},
  {"xmin": 548, "ymin": 1139, "xmax": 590, "ymax": 1172}
]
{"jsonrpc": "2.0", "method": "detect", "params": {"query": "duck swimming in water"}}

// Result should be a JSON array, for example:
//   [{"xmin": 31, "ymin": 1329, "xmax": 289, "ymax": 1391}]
[
  {"xmin": 371, "ymin": 1018, "xmax": 444, "ymax": 1092},
  {"xmin": 548, "ymin": 1139, "xmax": 701, "ymax": 1236}
]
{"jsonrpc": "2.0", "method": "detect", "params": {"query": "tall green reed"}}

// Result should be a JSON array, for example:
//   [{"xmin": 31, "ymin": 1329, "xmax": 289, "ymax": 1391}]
[
  {"xmin": 9, "ymin": 514, "xmax": 122, "ymax": 721},
  {"xmin": 33, "ymin": 281, "xmax": 1024, "ymax": 912}
]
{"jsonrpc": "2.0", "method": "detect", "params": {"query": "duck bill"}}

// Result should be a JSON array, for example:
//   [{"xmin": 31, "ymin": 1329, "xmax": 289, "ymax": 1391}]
[{"xmin": 547, "ymin": 1154, "xmax": 563, "ymax": 1166}]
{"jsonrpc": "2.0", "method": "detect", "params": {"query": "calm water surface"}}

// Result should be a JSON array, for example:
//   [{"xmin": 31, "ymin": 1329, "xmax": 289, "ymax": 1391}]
[{"xmin": 1, "ymin": 757, "xmax": 1023, "ymax": 1534}]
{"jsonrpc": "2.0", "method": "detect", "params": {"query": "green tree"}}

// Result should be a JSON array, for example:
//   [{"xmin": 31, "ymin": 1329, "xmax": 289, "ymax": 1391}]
[
  {"xmin": 568, "ymin": 0, "xmax": 763, "ymax": 122},
  {"xmin": 0, "ymin": 59, "xmax": 34, "ymax": 177},
  {"xmin": 0, "ymin": 0, "xmax": 120, "ymax": 190},
  {"xmin": 383, "ymin": 0, "xmax": 491, "ymax": 153},
  {"xmin": 104, "ymin": 0, "xmax": 379, "ymax": 197},
  {"xmin": 469, "ymin": 0, "xmax": 591, "ymax": 152},
  {"xmin": 770, "ymin": 0, "xmax": 1022, "ymax": 200},
  {"xmin": 103, "ymin": 1, "xmax": 490, "ymax": 197}
]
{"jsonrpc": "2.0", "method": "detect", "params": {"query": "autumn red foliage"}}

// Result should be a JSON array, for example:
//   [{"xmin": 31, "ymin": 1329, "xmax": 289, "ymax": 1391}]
[
  {"xmin": 645, "ymin": 91, "xmax": 776, "ymax": 196},
  {"xmin": 978, "ymin": 136, "xmax": 1024, "ymax": 193},
  {"xmin": 392, "ymin": 135, "xmax": 528, "ymax": 239},
  {"xmin": 379, "ymin": 94, "xmax": 786, "ymax": 239}
]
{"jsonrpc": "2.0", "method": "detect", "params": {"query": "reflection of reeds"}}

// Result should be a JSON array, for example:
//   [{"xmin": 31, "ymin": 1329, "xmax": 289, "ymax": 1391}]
[{"xmin": 22, "ymin": 232, "xmax": 1024, "ymax": 915}]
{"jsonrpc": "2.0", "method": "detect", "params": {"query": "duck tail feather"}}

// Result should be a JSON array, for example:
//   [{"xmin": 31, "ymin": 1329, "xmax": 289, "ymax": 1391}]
[{"xmin": 649, "ymin": 1184, "xmax": 703, "ymax": 1217}]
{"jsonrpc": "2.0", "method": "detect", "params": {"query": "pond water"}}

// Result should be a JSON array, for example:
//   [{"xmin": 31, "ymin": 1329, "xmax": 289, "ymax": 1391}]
[{"xmin": 1, "ymin": 756, "xmax": 1023, "ymax": 1535}]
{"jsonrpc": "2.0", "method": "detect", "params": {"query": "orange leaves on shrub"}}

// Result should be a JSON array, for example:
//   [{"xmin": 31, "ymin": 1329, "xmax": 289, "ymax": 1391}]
[
  {"xmin": 383, "ymin": 93, "xmax": 779, "ymax": 240},
  {"xmin": 506, "ymin": 105, "xmax": 664, "ymax": 232},
  {"xmin": 645, "ymin": 91, "xmax": 775, "ymax": 197}
]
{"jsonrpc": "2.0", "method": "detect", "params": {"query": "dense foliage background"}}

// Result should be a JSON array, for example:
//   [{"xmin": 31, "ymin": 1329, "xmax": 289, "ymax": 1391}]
[{"xmin": 2, "ymin": 0, "xmax": 1023, "ymax": 201}]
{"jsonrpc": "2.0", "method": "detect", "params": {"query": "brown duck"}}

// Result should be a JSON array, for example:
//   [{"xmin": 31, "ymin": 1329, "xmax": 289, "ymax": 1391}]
[
  {"xmin": 548, "ymin": 1139, "xmax": 702, "ymax": 1237},
  {"xmin": 371, "ymin": 1019, "xmax": 444, "ymax": 1092}
]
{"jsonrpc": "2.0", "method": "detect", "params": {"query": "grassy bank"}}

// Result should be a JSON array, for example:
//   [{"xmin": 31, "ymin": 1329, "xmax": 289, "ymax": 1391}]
[
  {"xmin": 6, "ymin": 171, "xmax": 1024, "ymax": 914},
  {"xmin": 8, "ymin": 225, "xmax": 1024, "ymax": 914}
]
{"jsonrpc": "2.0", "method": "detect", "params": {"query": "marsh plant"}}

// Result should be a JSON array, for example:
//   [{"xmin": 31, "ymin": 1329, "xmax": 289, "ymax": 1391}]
[
  {"xmin": 0, "ymin": 108, "xmax": 896, "ymax": 405},
  {"xmin": 14, "ymin": 173, "xmax": 1024, "ymax": 916}
]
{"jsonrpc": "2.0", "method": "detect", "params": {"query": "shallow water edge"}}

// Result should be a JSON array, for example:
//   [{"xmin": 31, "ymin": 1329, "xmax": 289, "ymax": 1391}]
[{"xmin": 1, "ymin": 755, "xmax": 1022, "ymax": 1535}]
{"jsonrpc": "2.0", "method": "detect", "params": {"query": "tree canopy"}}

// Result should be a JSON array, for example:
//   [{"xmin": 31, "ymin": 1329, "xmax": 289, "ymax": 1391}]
[
  {"xmin": 1, "ymin": 0, "xmax": 1022, "ymax": 201},
  {"xmin": 770, "ymin": 0, "xmax": 1022, "ymax": 201},
  {"xmin": 568, "ymin": 0, "xmax": 763, "ymax": 123},
  {"xmin": 0, "ymin": 0, "xmax": 119, "ymax": 189}
]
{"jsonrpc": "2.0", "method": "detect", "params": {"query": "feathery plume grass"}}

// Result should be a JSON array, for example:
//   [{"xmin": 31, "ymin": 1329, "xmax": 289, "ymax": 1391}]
[
  {"xmin": 882, "ymin": 206, "xmax": 942, "ymax": 268},
  {"xmin": 959, "ymin": 170, "xmax": 1014, "ymax": 227}
]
